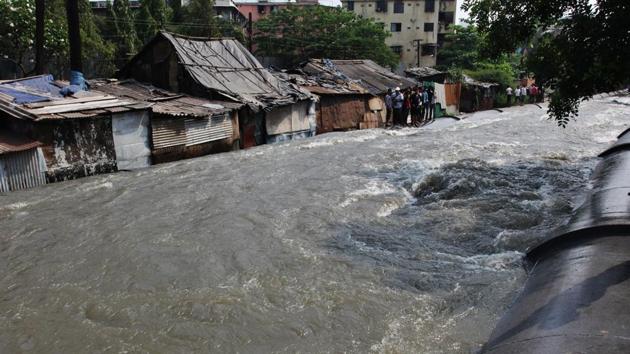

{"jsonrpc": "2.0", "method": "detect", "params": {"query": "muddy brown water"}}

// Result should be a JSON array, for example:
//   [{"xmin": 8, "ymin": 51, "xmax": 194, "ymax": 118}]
[{"xmin": 1, "ymin": 95, "xmax": 629, "ymax": 353}]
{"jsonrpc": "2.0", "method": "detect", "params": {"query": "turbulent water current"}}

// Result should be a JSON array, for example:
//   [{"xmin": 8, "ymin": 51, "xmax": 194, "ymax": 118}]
[{"xmin": 1, "ymin": 95, "xmax": 630, "ymax": 353}]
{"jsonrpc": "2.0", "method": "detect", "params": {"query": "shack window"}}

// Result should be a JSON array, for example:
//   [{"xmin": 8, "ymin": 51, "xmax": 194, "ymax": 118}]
[
  {"xmin": 375, "ymin": 0, "xmax": 387, "ymax": 12},
  {"xmin": 425, "ymin": 0, "xmax": 435, "ymax": 12},
  {"xmin": 257, "ymin": 5, "xmax": 266, "ymax": 13},
  {"xmin": 393, "ymin": 0, "xmax": 404, "ymax": 13},
  {"xmin": 346, "ymin": 0, "xmax": 354, "ymax": 10},
  {"xmin": 390, "ymin": 45, "xmax": 403, "ymax": 56},
  {"xmin": 390, "ymin": 23, "xmax": 402, "ymax": 32},
  {"xmin": 424, "ymin": 23, "xmax": 434, "ymax": 32},
  {"xmin": 421, "ymin": 44, "xmax": 436, "ymax": 56}
]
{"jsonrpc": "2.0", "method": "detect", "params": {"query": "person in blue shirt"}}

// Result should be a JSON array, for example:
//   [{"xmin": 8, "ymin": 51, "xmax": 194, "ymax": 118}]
[{"xmin": 392, "ymin": 87, "xmax": 404, "ymax": 126}]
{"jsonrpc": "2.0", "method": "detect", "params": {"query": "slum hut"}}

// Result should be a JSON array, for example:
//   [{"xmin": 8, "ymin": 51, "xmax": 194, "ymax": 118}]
[
  {"xmin": 287, "ymin": 61, "xmax": 381, "ymax": 133},
  {"xmin": 0, "ymin": 131, "xmax": 47, "ymax": 193},
  {"xmin": 119, "ymin": 31, "xmax": 315, "ymax": 148},
  {"xmin": 460, "ymin": 75, "xmax": 500, "ymax": 113},
  {"xmin": 303, "ymin": 59, "xmax": 417, "ymax": 125},
  {"xmin": 93, "ymin": 80, "xmax": 243, "ymax": 164},
  {"xmin": 404, "ymin": 66, "xmax": 447, "ymax": 84},
  {"xmin": 0, "ymin": 75, "xmax": 152, "ymax": 183}
]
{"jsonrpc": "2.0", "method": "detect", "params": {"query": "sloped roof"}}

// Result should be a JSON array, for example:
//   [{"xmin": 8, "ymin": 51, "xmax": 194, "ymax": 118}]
[
  {"xmin": 302, "ymin": 59, "xmax": 416, "ymax": 95},
  {"xmin": 463, "ymin": 74, "xmax": 500, "ymax": 88},
  {"xmin": 0, "ymin": 131, "xmax": 41, "ymax": 155},
  {"xmin": 92, "ymin": 80, "xmax": 243, "ymax": 118},
  {"xmin": 125, "ymin": 32, "xmax": 310, "ymax": 109},
  {"xmin": 0, "ymin": 75, "xmax": 145, "ymax": 121},
  {"xmin": 405, "ymin": 66, "xmax": 445, "ymax": 79},
  {"xmin": 292, "ymin": 60, "xmax": 371, "ymax": 95}
]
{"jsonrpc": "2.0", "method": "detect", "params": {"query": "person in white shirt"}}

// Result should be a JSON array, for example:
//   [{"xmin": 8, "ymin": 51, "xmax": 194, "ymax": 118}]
[
  {"xmin": 506, "ymin": 86, "xmax": 513, "ymax": 106},
  {"xmin": 514, "ymin": 85, "xmax": 521, "ymax": 105}
]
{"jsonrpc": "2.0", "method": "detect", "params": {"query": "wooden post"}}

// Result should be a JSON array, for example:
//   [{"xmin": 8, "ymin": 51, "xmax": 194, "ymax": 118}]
[
  {"xmin": 65, "ymin": 0, "xmax": 82, "ymax": 73},
  {"xmin": 248, "ymin": 12, "xmax": 253, "ymax": 52},
  {"xmin": 34, "ymin": 0, "xmax": 45, "ymax": 74}
]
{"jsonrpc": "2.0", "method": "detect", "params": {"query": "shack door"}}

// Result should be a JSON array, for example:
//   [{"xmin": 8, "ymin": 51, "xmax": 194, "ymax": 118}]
[{"xmin": 111, "ymin": 111, "xmax": 151, "ymax": 170}]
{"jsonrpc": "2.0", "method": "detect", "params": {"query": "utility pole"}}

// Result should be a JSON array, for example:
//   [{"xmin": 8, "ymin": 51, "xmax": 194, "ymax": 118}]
[
  {"xmin": 413, "ymin": 39, "xmax": 423, "ymax": 68},
  {"xmin": 65, "ymin": 0, "xmax": 82, "ymax": 74},
  {"xmin": 248, "ymin": 13, "xmax": 253, "ymax": 52},
  {"xmin": 34, "ymin": 0, "xmax": 45, "ymax": 75}
]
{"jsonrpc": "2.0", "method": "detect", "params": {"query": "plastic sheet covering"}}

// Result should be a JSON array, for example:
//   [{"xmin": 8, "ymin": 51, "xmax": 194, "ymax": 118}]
[{"xmin": 111, "ymin": 111, "xmax": 151, "ymax": 170}]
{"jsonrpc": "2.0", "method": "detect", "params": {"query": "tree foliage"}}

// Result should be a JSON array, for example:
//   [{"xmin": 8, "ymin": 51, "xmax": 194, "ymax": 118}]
[
  {"xmin": 0, "ymin": 0, "xmax": 114, "ymax": 77},
  {"xmin": 254, "ymin": 6, "xmax": 398, "ymax": 68},
  {"xmin": 436, "ymin": 25, "xmax": 481, "ymax": 71},
  {"xmin": 109, "ymin": 0, "xmax": 141, "ymax": 62},
  {"xmin": 463, "ymin": 0, "xmax": 630, "ymax": 126}
]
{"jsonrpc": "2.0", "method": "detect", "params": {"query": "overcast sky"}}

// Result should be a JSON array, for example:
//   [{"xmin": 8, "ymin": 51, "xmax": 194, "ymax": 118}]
[{"xmin": 320, "ymin": 0, "xmax": 470, "ymax": 24}]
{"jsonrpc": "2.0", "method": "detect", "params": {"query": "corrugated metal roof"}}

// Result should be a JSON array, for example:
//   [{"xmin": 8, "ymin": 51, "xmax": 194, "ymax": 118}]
[
  {"xmin": 0, "ymin": 76, "xmax": 144, "ymax": 121},
  {"xmin": 286, "ymin": 61, "xmax": 372, "ymax": 95},
  {"xmin": 123, "ymin": 32, "xmax": 311, "ymax": 109},
  {"xmin": 93, "ymin": 80, "xmax": 243, "ymax": 118},
  {"xmin": 303, "ymin": 59, "xmax": 416, "ymax": 96},
  {"xmin": 0, "ymin": 131, "xmax": 41, "ymax": 155}
]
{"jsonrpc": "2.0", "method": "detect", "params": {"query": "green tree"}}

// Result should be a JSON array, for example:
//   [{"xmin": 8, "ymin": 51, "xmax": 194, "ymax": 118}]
[
  {"xmin": 254, "ymin": 6, "xmax": 398, "ymax": 68},
  {"xmin": 110, "ymin": 0, "xmax": 141, "ymax": 63},
  {"xmin": 436, "ymin": 25, "xmax": 481, "ymax": 71},
  {"xmin": 463, "ymin": 0, "xmax": 630, "ymax": 126},
  {"xmin": 178, "ymin": 0, "xmax": 215, "ymax": 37},
  {"xmin": 0, "ymin": 0, "xmax": 113, "ymax": 78}
]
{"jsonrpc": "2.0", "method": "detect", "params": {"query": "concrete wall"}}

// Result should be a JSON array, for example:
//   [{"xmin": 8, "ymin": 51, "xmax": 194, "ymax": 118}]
[{"xmin": 342, "ymin": 0, "xmax": 456, "ymax": 69}]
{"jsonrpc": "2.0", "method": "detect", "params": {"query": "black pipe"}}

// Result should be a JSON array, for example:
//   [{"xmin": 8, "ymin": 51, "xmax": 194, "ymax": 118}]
[{"xmin": 482, "ymin": 129, "xmax": 630, "ymax": 353}]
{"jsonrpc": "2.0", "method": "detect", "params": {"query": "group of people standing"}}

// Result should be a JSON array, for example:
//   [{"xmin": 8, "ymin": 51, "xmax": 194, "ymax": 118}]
[
  {"xmin": 505, "ymin": 84, "xmax": 544, "ymax": 106},
  {"xmin": 385, "ymin": 86, "xmax": 436, "ymax": 127}
]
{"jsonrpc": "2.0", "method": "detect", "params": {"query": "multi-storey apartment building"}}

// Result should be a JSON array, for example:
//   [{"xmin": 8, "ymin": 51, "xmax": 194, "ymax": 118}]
[{"xmin": 341, "ymin": 0, "xmax": 456, "ymax": 70}]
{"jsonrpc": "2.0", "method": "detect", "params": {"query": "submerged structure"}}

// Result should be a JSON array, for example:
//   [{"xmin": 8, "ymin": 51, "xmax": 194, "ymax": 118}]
[
  {"xmin": 483, "ymin": 128, "xmax": 630, "ymax": 353},
  {"xmin": 120, "ymin": 32, "xmax": 316, "ymax": 147}
]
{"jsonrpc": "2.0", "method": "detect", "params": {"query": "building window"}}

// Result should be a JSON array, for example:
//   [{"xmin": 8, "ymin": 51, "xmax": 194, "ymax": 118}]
[
  {"xmin": 421, "ymin": 44, "xmax": 436, "ymax": 56},
  {"xmin": 393, "ymin": 0, "xmax": 404, "ymax": 13},
  {"xmin": 424, "ymin": 23, "xmax": 434, "ymax": 32},
  {"xmin": 390, "ymin": 45, "xmax": 403, "ymax": 56},
  {"xmin": 390, "ymin": 23, "xmax": 402, "ymax": 32},
  {"xmin": 347, "ymin": 0, "xmax": 354, "ymax": 10},
  {"xmin": 257, "ymin": 5, "xmax": 266, "ymax": 14},
  {"xmin": 425, "ymin": 0, "xmax": 435, "ymax": 12},
  {"xmin": 439, "ymin": 11, "xmax": 455, "ymax": 25},
  {"xmin": 375, "ymin": 0, "xmax": 387, "ymax": 13}
]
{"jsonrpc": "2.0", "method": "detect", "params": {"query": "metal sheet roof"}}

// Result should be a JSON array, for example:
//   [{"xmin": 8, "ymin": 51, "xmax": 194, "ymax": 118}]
[
  {"xmin": 0, "ymin": 131, "xmax": 41, "ymax": 155},
  {"xmin": 92, "ymin": 80, "xmax": 243, "ymax": 117},
  {"xmin": 125, "ymin": 32, "xmax": 310, "ymax": 109},
  {"xmin": 303, "ymin": 59, "xmax": 416, "ymax": 96},
  {"xmin": 0, "ymin": 76, "xmax": 144, "ymax": 121},
  {"xmin": 291, "ymin": 60, "xmax": 372, "ymax": 95}
]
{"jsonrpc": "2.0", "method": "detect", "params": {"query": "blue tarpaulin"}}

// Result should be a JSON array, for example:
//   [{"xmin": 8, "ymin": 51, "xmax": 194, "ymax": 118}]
[{"xmin": 0, "ymin": 74, "xmax": 64, "ymax": 104}]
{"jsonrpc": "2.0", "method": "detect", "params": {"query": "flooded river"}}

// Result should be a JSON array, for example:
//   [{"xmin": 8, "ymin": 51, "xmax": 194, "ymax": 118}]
[{"xmin": 1, "ymin": 95, "xmax": 629, "ymax": 353}]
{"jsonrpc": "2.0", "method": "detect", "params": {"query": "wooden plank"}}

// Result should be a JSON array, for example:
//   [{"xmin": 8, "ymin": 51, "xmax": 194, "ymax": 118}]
[
  {"xmin": 28, "ymin": 99, "xmax": 134, "ymax": 115},
  {"xmin": 23, "ymin": 94, "xmax": 116, "ymax": 109}
]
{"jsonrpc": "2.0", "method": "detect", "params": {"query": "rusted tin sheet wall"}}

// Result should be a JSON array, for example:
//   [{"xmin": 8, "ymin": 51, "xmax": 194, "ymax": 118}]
[
  {"xmin": 151, "ymin": 113, "xmax": 237, "ymax": 164},
  {"xmin": 111, "ymin": 111, "xmax": 152, "ymax": 170},
  {"xmin": 318, "ymin": 95, "xmax": 369, "ymax": 134},
  {"xmin": 0, "ymin": 148, "xmax": 47, "ymax": 193},
  {"xmin": 184, "ymin": 114, "xmax": 232, "ymax": 146},
  {"xmin": 444, "ymin": 83, "xmax": 461, "ymax": 106}
]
